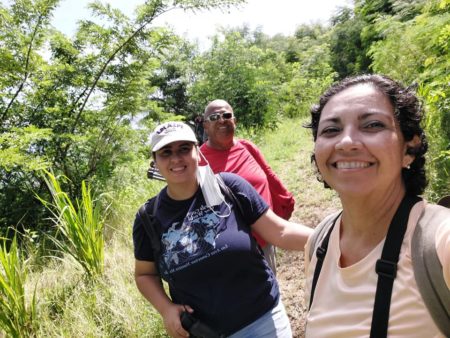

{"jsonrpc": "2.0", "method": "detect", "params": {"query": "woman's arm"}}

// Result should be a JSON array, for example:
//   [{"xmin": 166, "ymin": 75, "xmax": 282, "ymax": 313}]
[
  {"xmin": 134, "ymin": 260, "xmax": 192, "ymax": 338},
  {"xmin": 252, "ymin": 209, "xmax": 313, "ymax": 250}
]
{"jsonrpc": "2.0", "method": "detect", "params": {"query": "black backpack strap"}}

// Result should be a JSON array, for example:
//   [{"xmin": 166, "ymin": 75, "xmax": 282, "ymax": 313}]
[
  {"xmin": 308, "ymin": 211, "xmax": 341, "ymax": 262},
  {"xmin": 309, "ymin": 196, "xmax": 422, "ymax": 337},
  {"xmin": 370, "ymin": 195, "xmax": 421, "ymax": 338},
  {"xmin": 138, "ymin": 193, "xmax": 162, "ymax": 270},
  {"xmin": 412, "ymin": 204, "xmax": 450, "ymax": 336},
  {"xmin": 309, "ymin": 212, "xmax": 341, "ymax": 309}
]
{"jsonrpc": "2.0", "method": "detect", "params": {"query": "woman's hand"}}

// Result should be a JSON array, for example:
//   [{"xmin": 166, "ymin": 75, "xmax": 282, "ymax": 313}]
[
  {"xmin": 162, "ymin": 304, "xmax": 194, "ymax": 338},
  {"xmin": 135, "ymin": 260, "xmax": 194, "ymax": 337}
]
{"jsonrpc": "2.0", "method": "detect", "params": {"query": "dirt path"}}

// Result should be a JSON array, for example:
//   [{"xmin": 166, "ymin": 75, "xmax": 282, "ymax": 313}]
[
  {"xmin": 261, "ymin": 122, "xmax": 341, "ymax": 338},
  {"xmin": 276, "ymin": 206, "xmax": 338, "ymax": 338},
  {"xmin": 277, "ymin": 249, "xmax": 308, "ymax": 337}
]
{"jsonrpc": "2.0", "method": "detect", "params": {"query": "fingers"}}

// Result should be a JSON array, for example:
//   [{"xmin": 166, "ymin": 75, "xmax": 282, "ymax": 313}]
[
  {"xmin": 168, "ymin": 323, "xmax": 189, "ymax": 338},
  {"xmin": 163, "ymin": 304, "xmax": 190, "ymax": 338},
  {"xmin": 183, "ymin": 305, "xmax": 194, "ymax": 313},
  {"xmin": 175, "ymin": 326, "xmax": 190, "ymax": 338}
]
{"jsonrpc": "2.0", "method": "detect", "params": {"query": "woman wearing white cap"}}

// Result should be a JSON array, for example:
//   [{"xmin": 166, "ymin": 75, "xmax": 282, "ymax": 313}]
[{"xmin": 133, "ymin": 121, "xmax": 312, "ymax": 338}]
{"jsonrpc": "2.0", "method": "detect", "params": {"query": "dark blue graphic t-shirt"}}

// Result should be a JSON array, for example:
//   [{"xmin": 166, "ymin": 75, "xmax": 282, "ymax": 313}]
[
  {"xmin": 133, "ymin": 173, "xmax": 279, "ymax": 335},
  {"xmin": 160, "ymin": 202, "xmax": 226, "ymax": 273}
]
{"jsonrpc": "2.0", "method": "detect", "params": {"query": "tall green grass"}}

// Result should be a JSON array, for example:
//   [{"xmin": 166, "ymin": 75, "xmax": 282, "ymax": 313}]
[
  {"xmin": 25, "ymin": 164, "xmax": 168, "ymax": 337},
  {"xmin": 32, "ymin": 237, "xmax": 166, "ymax": 337},
  {"xmin": 38, "ymin": 170, "xmax": 105, "ymax": 278},
  {"xmin": 0, "ymin": 236, "xmax": 37, "ymax": 337},
  {"xmin": 101, "ymin": 160, "xmax": 165, "ymax": 238}
]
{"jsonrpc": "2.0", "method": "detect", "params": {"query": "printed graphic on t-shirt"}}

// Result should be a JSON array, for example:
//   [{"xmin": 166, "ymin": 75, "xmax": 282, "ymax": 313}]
[{"xmin": 161, "ymin": 205, "xmax": 227, "ymax": 272}]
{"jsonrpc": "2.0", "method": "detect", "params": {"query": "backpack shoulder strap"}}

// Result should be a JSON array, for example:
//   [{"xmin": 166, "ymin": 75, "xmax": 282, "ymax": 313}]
[
  {"xmin": 412, "ymin": 204, "xmax": 450, "ymax": 336},
  {"xmin": 308, "ymin": 211, "xmax": 341, "ymax": 261},
  {"xmin": 308, "ymin": 211, "xmax": 342, "ymax": 309},
  {"xmin": 138, "ymin": 193, "xmax": 162, "ymax": 263},
  {"xmin": 370, "ymin": 195, "xmax": 420, "ymax": 338}
]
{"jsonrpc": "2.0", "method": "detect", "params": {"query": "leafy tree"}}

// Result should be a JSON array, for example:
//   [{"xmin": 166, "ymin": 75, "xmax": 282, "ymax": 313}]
[
  {"xmin": 148, "ymin": 36, "xmax": 199, "ymax": 120},
  {"xmin": 190, "ymin": 31, "xmax": 285, "ymax": 129},
  {"xmin": 279, "ymin": 26, "xmax": 336, "ymax": 118},
  {"xmin": 0, "ymin": 0, "xmax": 246, "ymax": 233},
  {"xmin": 368, "ymin": 0, "xmax": 450, "ymax": 198},
  {"xmin": 328, "ymin": 6, "xmax": 370, "ymax": 78},
  {"xmin": 334, "ymin": 0, "xmax": 428, "ymax": 80},
  {"xmin": 1, "ymin": 0, "xmax": 63, "ymax": 234}
]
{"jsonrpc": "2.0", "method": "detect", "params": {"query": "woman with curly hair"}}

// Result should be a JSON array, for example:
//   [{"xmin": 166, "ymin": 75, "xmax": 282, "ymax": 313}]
[{"xmin": 304, "ymin": 74, "xmax": 449, "ymax": 337}]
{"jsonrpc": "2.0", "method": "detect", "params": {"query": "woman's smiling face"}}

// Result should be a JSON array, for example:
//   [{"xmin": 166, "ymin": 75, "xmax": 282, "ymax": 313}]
[
  {"xmin": 154, "ymin": 141, "xmax": 198, "ymax": 184},
  {"xmin": 314, "ymin": 83, "xmax": 412, "ymax": 197}
]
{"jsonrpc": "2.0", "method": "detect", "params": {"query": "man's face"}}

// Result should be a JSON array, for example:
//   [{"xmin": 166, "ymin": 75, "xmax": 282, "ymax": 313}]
[{"xmin": 203, "ymin": 102, "xmax": 236, "ymax": 144}]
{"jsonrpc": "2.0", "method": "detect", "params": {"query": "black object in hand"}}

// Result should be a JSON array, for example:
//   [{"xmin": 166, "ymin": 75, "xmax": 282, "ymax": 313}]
[{"xmin": 180, "ymin": 311, "xmax": 224, "ymax": 338}]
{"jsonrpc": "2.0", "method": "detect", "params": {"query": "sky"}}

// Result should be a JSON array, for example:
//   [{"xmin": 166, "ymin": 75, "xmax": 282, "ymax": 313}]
[{"xmin": 52, "ymin": 0, "xmax": 352, "ymax": 48}]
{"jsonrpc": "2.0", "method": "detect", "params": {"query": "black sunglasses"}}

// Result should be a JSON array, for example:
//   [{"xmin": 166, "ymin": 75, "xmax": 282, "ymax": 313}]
[{"xmin": 206, "ymin": 112, "xmax": 234, "ymax": 122}]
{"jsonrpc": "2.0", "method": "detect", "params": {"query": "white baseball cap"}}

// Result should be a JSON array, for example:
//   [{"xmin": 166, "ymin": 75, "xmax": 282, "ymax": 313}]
[{"xmin": 150, "ymin": 122, "xmax": 198, "ymax": 152}]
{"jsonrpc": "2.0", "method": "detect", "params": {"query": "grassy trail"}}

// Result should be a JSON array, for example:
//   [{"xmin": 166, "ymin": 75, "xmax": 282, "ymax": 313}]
[
  {"xmin": 253, "ymin": 118, "xmax": 340, "ymax": 337},
  {"xmin": 256, "ymin": 117, "xmax": 340, "ymax": 225}
]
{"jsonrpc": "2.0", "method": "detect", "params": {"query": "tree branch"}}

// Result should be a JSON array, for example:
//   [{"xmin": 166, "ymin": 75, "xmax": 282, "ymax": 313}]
[
  {"xmin": 1, "ymin": 13, "xmax": 44, "ymax": 122},
  {"xmin": 68, "ymin": 4, "xmax": 174, "ymax": 134}
]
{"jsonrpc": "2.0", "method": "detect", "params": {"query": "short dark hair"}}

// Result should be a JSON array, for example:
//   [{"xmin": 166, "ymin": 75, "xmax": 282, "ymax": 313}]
[{"xmin": 305, "ymin": 74, "xmax": 428, "ymax": 195}]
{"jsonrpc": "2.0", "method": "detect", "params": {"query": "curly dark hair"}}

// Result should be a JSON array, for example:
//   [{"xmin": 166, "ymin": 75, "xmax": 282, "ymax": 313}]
[{"xmin": 305, "ymin": 74, "xmax": 428, "ymax": 196}]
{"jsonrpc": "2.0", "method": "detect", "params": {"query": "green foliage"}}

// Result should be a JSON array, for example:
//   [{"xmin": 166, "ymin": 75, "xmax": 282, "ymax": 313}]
[
  {"xmin": 0, "ymin": 0, "xmax": 448, "ymax": 334},
  {"xmin": 279, "ymin": 40, "xmax": 336, "ymax": 118},
  {"xmin": 0, "ymin": 125, "xmax": 52, "ymax": 171},
  {"xmin": 38, "ymin": 170, "xmax": 105, "ymax": 278},
  {"xmin": 328, "ymin": 7, "xmax": 371, "ymax": 78},
  {"xmin": 102, "ymin": 157, "xmax": 165, "ymax": 235},
  {"xmin": 189, "ymin": 26, "xmax": 337, "ymax": 128},
  {"xmin": 368, "ymin": 10, "xmax": 449, "ymax": 84},
  {"xmin": 27, "ymin": 235, "xmax": 168, "ymax": 337},
  {"xmin": 190, "ymin": 31, "xmax": 283, "ymax": 129},
  {"xmin": 0, "ymin": 235, "xmax": 37, "ymax": 338},
  {"xmin": 420, "ymin": 79, "xmax": 450, "ymax": 200},
  {"xmin": 280, "ymin": 73, "xmax": 335, "ymax": 119},
  {"xmin": 0, "ymin": 0, "xmax": 245, "ymax": 233},
  {"xmin": 368, "ymin": 0, "xmax": 450, "ymax": 199},
  {"xmin": 148, "ymin": 36, "xmax": 199, "ymax": 119}
]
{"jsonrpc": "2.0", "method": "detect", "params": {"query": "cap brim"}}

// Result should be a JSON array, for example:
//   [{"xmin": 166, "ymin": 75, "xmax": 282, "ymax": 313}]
[{"xmin": 152, "ymin": 135, "xmax": 197, "ymax": 152}]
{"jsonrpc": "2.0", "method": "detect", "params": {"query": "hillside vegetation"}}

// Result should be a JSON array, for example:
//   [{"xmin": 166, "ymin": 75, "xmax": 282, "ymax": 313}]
[
  {"xmin": 1, "ymin": 0, "xmax": 449, "ymax": 336},
  {"xmin": 0, "ymin": 117, "xmax": 335, "ymax": 337},
  {"xmin": 1, "ymin": 0, "xmax": 448, "ymax": 237}
]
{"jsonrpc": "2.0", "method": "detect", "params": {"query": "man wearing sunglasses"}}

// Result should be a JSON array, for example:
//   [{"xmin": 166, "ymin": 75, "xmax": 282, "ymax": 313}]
[{"xmin": 200, "ymin": 99, "xmax": 295, "ymax": 275}]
